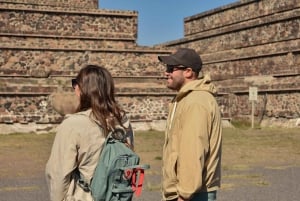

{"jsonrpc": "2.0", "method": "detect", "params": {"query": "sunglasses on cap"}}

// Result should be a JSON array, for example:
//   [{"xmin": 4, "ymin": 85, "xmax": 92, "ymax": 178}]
[
  {"xmin": 165, "ymin": 65, "xmax": 188, "ymax": 73},
  {"xmin": 71, "ymin": 78, "xmax": 78, "ymax": 89}
]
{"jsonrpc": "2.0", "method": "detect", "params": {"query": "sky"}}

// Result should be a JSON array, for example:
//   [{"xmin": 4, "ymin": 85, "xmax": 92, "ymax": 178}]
[{"xmin": 100, "ymin": 0, "xmax": 239, "ymax": 46}]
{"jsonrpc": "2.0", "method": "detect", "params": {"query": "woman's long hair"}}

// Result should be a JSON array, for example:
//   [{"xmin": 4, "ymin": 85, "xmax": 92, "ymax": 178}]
[{"xmin": 75, "ymin": 65, "xmax": 124, "ymax": 136}]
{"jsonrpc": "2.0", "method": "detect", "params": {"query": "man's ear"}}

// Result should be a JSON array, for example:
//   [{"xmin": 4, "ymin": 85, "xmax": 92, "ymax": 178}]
[{"xmin": 184, "ymin": 68, "xmax": 195, "ymax": 79}]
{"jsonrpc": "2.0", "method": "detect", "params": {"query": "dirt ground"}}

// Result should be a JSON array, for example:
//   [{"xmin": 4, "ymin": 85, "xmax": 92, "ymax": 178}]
[{"xmin": 0, "ymin": 128, "xmax": 299, "ymax": 201}]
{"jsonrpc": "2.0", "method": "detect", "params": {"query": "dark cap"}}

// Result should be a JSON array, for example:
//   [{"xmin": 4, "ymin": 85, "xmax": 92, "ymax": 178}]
[{"xmin": 158, "ymin": 48, "xmax": 202, "ymax": 72}]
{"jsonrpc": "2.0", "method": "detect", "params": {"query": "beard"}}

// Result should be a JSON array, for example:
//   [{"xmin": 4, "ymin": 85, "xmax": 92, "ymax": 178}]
[{"xmin": 166, "ymin": 76, "xmax": 184, "ymax": 91}]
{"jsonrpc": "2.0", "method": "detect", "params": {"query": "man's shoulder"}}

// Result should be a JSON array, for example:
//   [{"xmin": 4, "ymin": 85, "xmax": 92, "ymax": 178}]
[{"xmin": 189, "ymin": 90, "xmax": 215, "ymax": 99}]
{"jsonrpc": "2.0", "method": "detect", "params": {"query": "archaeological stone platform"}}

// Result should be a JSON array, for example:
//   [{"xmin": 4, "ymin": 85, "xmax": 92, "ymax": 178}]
[{"xmin": 0, "ymin": 0, "xmax": 299, "ymax": 133}]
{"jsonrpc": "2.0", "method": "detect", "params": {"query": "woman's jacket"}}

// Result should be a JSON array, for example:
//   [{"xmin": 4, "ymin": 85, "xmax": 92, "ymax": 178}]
[{"xmin": 45, "ymin": 109, "xmax": 133, "ymax": 201}]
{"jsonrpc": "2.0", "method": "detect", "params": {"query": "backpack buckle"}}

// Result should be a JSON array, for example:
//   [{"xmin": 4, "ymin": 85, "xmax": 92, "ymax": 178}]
[{"xmin": 123, "ymin": 168, "xmax": 133, "ymax": 180}]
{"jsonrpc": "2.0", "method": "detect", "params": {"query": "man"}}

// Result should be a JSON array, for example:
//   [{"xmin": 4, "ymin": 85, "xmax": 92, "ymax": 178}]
[{"xmin": 158, "ymin": 48, "xmax": 222, "ymax": 201}]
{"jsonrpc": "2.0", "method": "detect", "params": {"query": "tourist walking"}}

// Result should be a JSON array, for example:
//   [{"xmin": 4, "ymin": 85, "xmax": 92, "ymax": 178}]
[
  {"xmin": 45, "ymin": 64, "xmax": 133, "ymax": 201},
  {"xmin": 158, "ymin": 48, "xmax": 222, "ymax": 201}
]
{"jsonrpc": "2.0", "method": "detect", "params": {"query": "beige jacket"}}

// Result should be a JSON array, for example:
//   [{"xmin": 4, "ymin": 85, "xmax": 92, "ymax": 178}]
[
  {"xmin": 162, "ymin": 75, "xmax": 222, "ymax": 200},
  {"xmin": 45, "ymin": 109, "xmax": 133, "ymax": 201}
]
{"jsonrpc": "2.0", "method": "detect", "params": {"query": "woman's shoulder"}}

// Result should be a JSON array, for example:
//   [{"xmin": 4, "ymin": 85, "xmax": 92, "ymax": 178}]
[{"xmin": 59, "ymin": 110, "xmax": 94, "ymax": 129}]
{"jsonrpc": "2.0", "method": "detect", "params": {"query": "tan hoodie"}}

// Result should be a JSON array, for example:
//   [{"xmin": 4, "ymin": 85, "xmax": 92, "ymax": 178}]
[{"xmin": 162, "ymin": 75, "xmax": 222, "ymax": 200}]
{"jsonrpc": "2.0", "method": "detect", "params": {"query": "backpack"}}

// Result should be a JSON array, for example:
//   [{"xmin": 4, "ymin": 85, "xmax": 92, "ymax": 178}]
[{"xmin": 77, "ymin": 127, "xmax": 150, "ymax": 201}]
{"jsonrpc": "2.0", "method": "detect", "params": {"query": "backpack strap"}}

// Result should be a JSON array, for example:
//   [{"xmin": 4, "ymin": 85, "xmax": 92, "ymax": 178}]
[
  {"xmin": 130, "ymin": 164, "xmax": 150, "ymax": 196},
  {"xmin": 74, "ymin": 130, "xmax": 113, "ymax": 192},
  {"xmin": 74, "ymin": 168, "xmax": 91, "ymax": 192}
]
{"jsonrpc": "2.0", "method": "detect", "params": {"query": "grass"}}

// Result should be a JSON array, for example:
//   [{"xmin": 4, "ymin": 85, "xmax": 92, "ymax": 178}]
[
  {"xmin": 221, "ymin": 127, "xmax": 300, "ymax": 167},
  {"xmin": 0, "ymin": 133, "xmax": 55, "ymax": 179},
  {"xmin": 0, "ymin": 127, "xmax": 299, "ymax": 191}
]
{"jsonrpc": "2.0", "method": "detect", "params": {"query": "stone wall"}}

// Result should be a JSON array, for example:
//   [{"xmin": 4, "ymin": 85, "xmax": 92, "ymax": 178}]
[
  {"xmin": 184, "ymin": 0, "xmax": 298, "ymax": 37},
  {"xmin": 0, "ymin": 3, "xmax": 138, "ymax": 43},
  {"xmin": 0, "ymin": 49, "xmax": 172, "ymax": 124},
  {"xmin": 160, "ymin": 0, "xmax": 300, "ymax": 124},
  {"xmin": 0, "ymin": 0, "xmax": 173, "ymax": 133},
  {"xmin": 0, "ymin": 0, "xmax": 299, "ymax": 133},
  {"xmin": 0, "ymin": 0, "xmax": 98, "ymax": 9}
]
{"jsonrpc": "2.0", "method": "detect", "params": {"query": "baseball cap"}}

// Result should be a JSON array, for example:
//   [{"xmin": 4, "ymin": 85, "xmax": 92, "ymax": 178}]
[{"xmin": 158, "ymin": 48, "xmax": 202, "ymax": 73}]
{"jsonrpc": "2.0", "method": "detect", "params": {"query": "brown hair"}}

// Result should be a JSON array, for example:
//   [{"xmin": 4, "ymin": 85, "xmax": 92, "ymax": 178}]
[{"xmin": 75, "ymin": 64, "xmax": 124, "ymax": 136}]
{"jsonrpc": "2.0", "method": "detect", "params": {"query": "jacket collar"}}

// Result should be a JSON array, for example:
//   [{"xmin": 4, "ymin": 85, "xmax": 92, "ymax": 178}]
[{"xmin": 175, "ymin": 74, "xmax": 217, "ymax": 102}]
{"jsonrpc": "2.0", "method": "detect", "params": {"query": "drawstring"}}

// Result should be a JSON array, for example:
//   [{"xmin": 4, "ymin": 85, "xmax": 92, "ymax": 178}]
[{"xmin": 168, "ymin": 101, "xmax": 177, "ymax": 130}]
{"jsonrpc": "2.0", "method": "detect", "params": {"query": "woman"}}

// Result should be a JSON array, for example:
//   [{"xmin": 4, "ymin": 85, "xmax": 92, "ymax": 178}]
[{"xmin": 45, "ymin": 64, "xmax": 134, "ymax": 201}]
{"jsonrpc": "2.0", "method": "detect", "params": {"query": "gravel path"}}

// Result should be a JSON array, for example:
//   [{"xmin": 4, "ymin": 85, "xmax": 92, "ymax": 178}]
[{"xmin": 1, "ymin": 166, "xmax": 299, "ymax": 201}]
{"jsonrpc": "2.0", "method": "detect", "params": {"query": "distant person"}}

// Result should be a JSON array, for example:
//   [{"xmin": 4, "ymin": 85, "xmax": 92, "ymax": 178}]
[
  {"xmin": 158, "ymin": 48, "xmax": 222, "ymax": 201},
  {"xmin": 45, "ymin": 64, "xmax": 134, "ymax": 201}
]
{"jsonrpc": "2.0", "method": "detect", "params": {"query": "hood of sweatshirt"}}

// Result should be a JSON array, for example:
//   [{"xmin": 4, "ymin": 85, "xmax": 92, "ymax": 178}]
[{"xmin": 174, "ymin": 74, "xmax": 217, "ymax": 102}]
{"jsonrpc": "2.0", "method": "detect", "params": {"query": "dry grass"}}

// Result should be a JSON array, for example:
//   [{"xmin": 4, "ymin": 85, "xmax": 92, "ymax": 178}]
[
  {"xmin": 0, "ymin": 127, "xmax": 299, "ymax": 189},
  {"xmin": 0, "ymin": 133, "xmax": 55, "ymax": 179},
  {"xmin": 135, "ymin": 127, "xmax": 300, "ymax": 170},
  {"xmin": 221, "ymin": 127, "xmax": 300, "ymax": 167}
]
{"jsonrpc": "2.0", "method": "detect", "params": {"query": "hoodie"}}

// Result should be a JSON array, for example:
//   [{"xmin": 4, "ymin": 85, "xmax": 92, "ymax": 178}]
[{"xmin": 162, "ymin": 75, "xmax": 222, "ymax": 200}]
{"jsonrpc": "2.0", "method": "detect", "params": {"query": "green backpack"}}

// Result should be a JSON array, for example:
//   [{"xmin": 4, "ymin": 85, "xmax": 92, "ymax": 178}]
[{"xmin": 77, "ymin": 127, "xmax": 150, "ymax": 201}]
